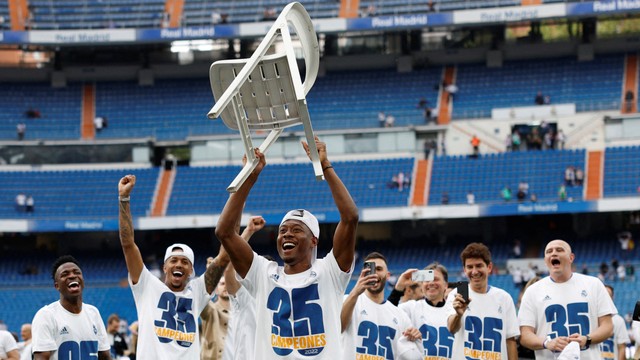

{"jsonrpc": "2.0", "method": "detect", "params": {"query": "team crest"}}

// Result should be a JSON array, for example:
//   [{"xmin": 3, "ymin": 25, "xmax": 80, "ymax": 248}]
[
  {"xmin": 270, "ymin": 273, "xmax": 280, "ymax": 282},
  {"xmin": 581, "ymin": 290, "xmax": 587, "ymax": 297},
  {"xmin": 93, "ymin": 324, "xmax": 98, "ymax": 335}
]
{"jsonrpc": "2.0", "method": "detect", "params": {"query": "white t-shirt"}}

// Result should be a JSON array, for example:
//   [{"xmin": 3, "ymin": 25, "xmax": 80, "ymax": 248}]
[
  {"xmin": 518, "ymin": 273, "xmax": 617, "ymax": 360},
  {"xmin": 445, "ymin": 285, "xmax": 519, "ymax": 360},
  {"xmin": 19, "ymin": 342, "xmax": 32, "ymax": 360},
  {"xmin": 222, "ymin": 286, "xmax": 256, "ymax": 360},
  {"xmin": 240, "ymin": 250, "xmax": 352, "ymax": 359},
  {"xmin": 399, "ymin": 299, "xmax": 454, "ymax": 359},
  {"xmin": 129, "ymin": 266, "xmax": 212, "ymax": 360},
  {"xmin": 31, "ymin": 301, "xmax": 110, "ymax": 360},
  {"xmin": 600, "ymin": 314, "xmax": 630, "ymax": 360},
  {"xmin": 342, "ymin": 295, "xmax": 423, "ymax": 360},
  {"xmin": 0, "ymin": 330, "xmax": 18, "ymax": 358}
]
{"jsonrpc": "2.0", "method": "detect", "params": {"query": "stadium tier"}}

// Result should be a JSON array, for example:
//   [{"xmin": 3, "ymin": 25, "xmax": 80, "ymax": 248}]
[
  {"xmin": 453, "ymin": 55, "xmax": 624, "ymax": 119},
  {"xmin": 168, "ymin": 158, "xmax": 415, "ymax": 215},
  {"xmin": 28, "ymin": 0, "xmax": 165, "ymax": 30},
  {"xmin": 0, "ymin": 0, "xmax": 9, "ymax": 30},
  {"xmin": 0, "ymin": 82, "xmax": 82, "ymax": 141},
  {"xmin": 0, "ymin": 55, "xmax": 629, "ymax": 141},
  {"xmin": 428, "ymin": 149, "xmax": 586, "ymax": 205},
  {"xmin": 0, "ymin": 168, "xmax": 157, "ymax": 219},
  {"xmin": 603, "ymin": 146, "xmax": 640, "ymax": 198}
]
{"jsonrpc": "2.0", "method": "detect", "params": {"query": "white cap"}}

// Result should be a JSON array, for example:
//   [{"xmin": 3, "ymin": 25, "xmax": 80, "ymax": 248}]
[
  {"xmin": 164, "ymin": 243, "xmax": 195, "ymax": 265},
  {"xmin": 557, "ymin": 341, "xmax": 580, "ymax": 360},
  {"xmin": 280, "ymin": 209, "xmax": 319, "ymax": 238}
]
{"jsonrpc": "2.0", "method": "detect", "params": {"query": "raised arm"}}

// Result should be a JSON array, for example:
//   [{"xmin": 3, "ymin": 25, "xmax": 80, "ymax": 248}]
[
  {"xmin": 340, "ymin": 268, "xmax": 377, "ymax": 332},
  {"xmin": 302, "ymin": 137, "xmax": 359, "ymax": 272},
  {"xmin": 118, "ymin": 175, "xmax": 144, "ymax": 284},
  {"xmin": 224, "ymin": 215, "xmax": 266, "ymax": 295},
  {"xmin": 215, "ymin": 150, "xmax": 266, "ymax": 278}
]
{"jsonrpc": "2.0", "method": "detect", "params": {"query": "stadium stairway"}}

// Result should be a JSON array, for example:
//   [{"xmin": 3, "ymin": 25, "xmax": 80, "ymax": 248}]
[
  {"xmin": 151, "ymin": 165, "xmax": 176, "ymax": 217},
  {"xmin": 622, "ymin": 53, "xmax": 638, "ymax": 114},
  {"xmin": 81, "ymin": 84, "xmax": 96, "ymax": 140},
  {"xmin": 585, "ymin": 150, "xmax": 603, "ymax": 200},
  {"xmin": 7, "ymin": 0, "xmax": 25, "ymax": 31},
  {"xmin": 437, "ymin": 66, "xmax": 455, "ymax": 125}
]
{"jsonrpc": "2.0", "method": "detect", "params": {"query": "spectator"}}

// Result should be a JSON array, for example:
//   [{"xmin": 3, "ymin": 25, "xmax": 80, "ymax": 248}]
[
  {"xmin": 378, "ymin": 111, "xmax": 385, "ymax": 127},
  {"xmin": 602, "ymin": 285, "xmax": 630, "ymax": 360},
  {"xmin": 517, "ymin": 182, "xmax": 528, "ymax": 202},
  {"xmin": 534, "ymin": 91, "xmax": 544, "ymax": 105},
  {"xmin": 388, "ymin": 269, "xmax": 425, "ymax": 304},
  {"xmin": 529, "ymin": 193, "xmax": 537, "ymax": 202},
  {"xmin": 94, "ymin": 116, "xmax": 104, "ymax": 132},
  {"xmin": 501, "ymin": 186, "xmax": 512, "ymax": 201},
  {"xmin": 470, "ymin": 135, "xmax": 480, "ymax": 157},
  {"xmin": 555, "ymin": 129, "xmax": 566, "ymax": 149},
  {"xmin": 467, "ymin": 191, "xmax": 475, "ymax": 205},
  {"xmin": 395, "ymin": 171, "xmax": 410, "ymax": 192},
  {"xmin": 616, "ymin": 263, "xmax": 625, "ymax": 281},
  {"xmin": 445, "ymin": 83, "xmax": 458, "ymax": 102},
  {"xmin": 564, "ymin": 166, "xmax": 575, "ymax": 186},
  {"xmin": 558, "ymin": 184, "xmax": 567, "ymax": 201},
  {"xmin": 575, "ymin": 168, "xmax": 584, "ymax": 186},
  {"xmin": 262, "ymin": 7, "xmax": 277, "ymax": 20},
  {"xmin": 15, "ymin": 193, "xmax": 26, "ymax": 212},
  {"xmin": 543, "ymin": 131, "xmax": 554, "ymax": 150},
  {"xmin": 25, "ymin": 108, "xmax": 40, "ymax": 119},
  {"xmin": 25, "ymin": 196, "xmax": 34, "ymax": 213},
  {"xmin": 625, "ymin": 90, "xmax": 635, "ymax": 112},
  {"xmin": 17, "ymin": 323, "xmax": 31, "ymax": 360},
  {"xmin": 385, "ymin": 114, "xmax": 395, "ymax": 127},
  {"xmin": 527, "ymin": 128, "xmax": 542, "ymax": 150},
  {"xmin": 625, "ymin": 263, "xmax": 635, "ymax": 281},
  {"xmin": 505, "ymin": 133, "xmax": 512, "ymax": 152},
  {"xmin": 441, "ymin": 192, "xmax": 449, "ymax": 205},
  {"xmin": 211, "ymin": 10, "xmax": 222, "ymax": 25},
  {"xmin": 512, "ymin": 239, "xmax": 522, "ymax": 258},
  {"xmin": 16, "ymin": 123, "xmax": 25, "ymax": 141},
  {"xmin": 599, "ymin": 261, "xmax": 609, "ymax": 282},
  {"xmin": 543, "ymin": 95, "xmax": 551, "ymax": 105},
  {"xmin": 423, "ymin": 139, "xmax": 435, "ymax": 159},
  {"xmin": 106, "ymin": 313, "xmax": 128, "ymax": 358},
  {"xmin": 511, "ymin": 267, "xmax": 523, "ymax": 289}
]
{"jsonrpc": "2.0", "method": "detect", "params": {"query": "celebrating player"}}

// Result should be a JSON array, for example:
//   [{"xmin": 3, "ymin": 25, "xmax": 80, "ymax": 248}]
[
  {"xmin": 31, "ymin": 255, "xmax": 111, "ymax": 360},
  {"xmin": 215, "ymin": 136, "xmax": 359, "ymax": 359},
  {"xmin": 340, "ymin": 252, "xmax": 423, "ymax": 360},
  {"xmin": 447, "ymin": 242, "xmax": 520, "ymax": 360},
  {"xmin": 519, "ymin": 239, "xmax": 615, "ymax": 359},
  {"xmin": 118, "ymin": 175, "xmax": 230, "ymax": 359}
]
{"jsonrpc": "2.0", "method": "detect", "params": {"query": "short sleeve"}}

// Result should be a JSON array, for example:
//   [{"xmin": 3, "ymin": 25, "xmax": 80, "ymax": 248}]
[{"xmin": 31, "ymin": 308, "xmax": 57, "ymax": 352}]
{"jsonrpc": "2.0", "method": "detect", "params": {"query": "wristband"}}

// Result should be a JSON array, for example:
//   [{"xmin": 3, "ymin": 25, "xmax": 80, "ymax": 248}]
[
  {"xmin": 322, "ymin": 165, "xmax": 333, "ymax": 172},
  {"xmin": 542, "ymin": 337, "xmax": 550, "ymax": 350},
  {"xmin": 119, "ymin": 196, "xmax": 130, "ymax": 202}
]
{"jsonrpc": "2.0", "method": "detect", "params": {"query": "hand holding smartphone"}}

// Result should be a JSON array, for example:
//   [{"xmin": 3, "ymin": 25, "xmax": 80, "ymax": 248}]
[
  {"xmin": 363, "ymin": 261, "xmax": 376, "ymax": 285},
  {"xmin": 411, "ymin": 269, "xmax": 434, "ymax": 282},
  {"xmin": 456, "ymin": 281, "xmax": 469, "ymax": 302}
]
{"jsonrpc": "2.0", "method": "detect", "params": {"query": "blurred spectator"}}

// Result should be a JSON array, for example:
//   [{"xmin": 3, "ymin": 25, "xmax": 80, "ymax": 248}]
[
  {"xmin": 417, "ymin": 97, "xmax": 427, "ymax": 109},
  {"xmin": 427, "ymin": 0, "xmax": 437, "ymax": 11},
  {"xmin": 581, "ymin": 263, "xmax": 588, "ymax": 275},
  {"xmin": 127, "ymin": 321, "xmax": 138, "ymax": 360},
  {"xmin": 574, "ymin": 168, "xmax": 584, "ymax": 186},
  {"xmin": 445, "ymin": 83, "xmax": 458, "ymax": 101},
  {"xmin": 610, "ymin": 259, "xmax": 619, "ymax": 281},
  {"xmin": 211, "ymin": 10, "xmax": 222, "ymax": 25},
  {"xmin": 24, "ymin": 108, "xmax": 42, "ymax": 119},
  {"xmin": 512, "ymin": 240, "xmax": 522, "ymax": 258},
  {"xmin": 466, "ymin": 191, "xmax": 475, "ymax": 205},
  {"xmin": 441, "ymin": 192, "xmax": 449, "ymax": 205},
  {"xmin": 511, "ymin": 130, "xmax": 522, "ymax": 151},
  {"xmin": 625, "ymin": 90, "xmax": 635, "ymax": 112},
  {"xmin": 618, "ymin": 231, "xmax": 633, "ymax": 260},
  {"xmin": 17, "ymin": 323, "xmax": 31, "ymax": 360},
  {"xmin": 25, "ymin": 195, "xmax": 34, "ymax": 213},
  {"xmin": 555, "ymin": 129, "xmax": 566, "ymax": 149},
  {"xmin": 262, "ymin": 7, "xmax": 277, "ymax": 20},
  {"xmin": 378, "ymin": 111, "xmax": 385, "ymax": 127},
  {"xmin": 501, "ymin": 186, "xmax": 512, "ymax": 201},
  {"xmin": 517, "ymin": 181, "xmax": 529, "ymax": 202},
  {"xmin": 470, "ymin": 135, "xmax": 480, "ymax": 157},
  {"xmin": 423, "ymin": 139, "xmax": 436, "ymax": 159},
  {"xmin": 16, "ymin": 123, "xmax": 25, "ymax": 141},
  {"xmin": 625, "ymin": 263, "xmax": 635, "ymax": 281},
  {"xmin": 505, "ymin": 134, "xmax": 512, "ymax": 152},
  {"xmin": 558, "ymin": 184, "xmax": 567, "ymax": 201},
  {"xmin": 543, "ymin": 95, "xmax": 551, "ymax": 105},
  {"xmin": 526, "ymin": 128, "xmax": 542, "ymax": 150},
  {"xmin": 564, "ymin": 166, "xmax": 575, "ymax": 186},
  {"xmin": 534, "ymin": 91, "xmax": 544, "ymax": 105},
  {"xmin": 396, "ymin": 171, "xmax": 409, "ymax": 192},
  {"xmin": 385, "ymin": 114, "xmax": 395, "ymax": 127},
  {"xmin": 94, "ymin": 116, "xmax": 105, "ymax": 132},
  {"xmin": 107, "ymin": 314, "xmax": 128, "ymax": 358},
  {"xmin": 543, "ymin": 130, "xmax": 554, "ymax": 150},
  {"xmin": 599, "ymin": 261, "xmax": 609, "ymax": 282},
  {"xmin": 529, "ymin": 193, "xmax": 537, "ymax": 202},
  {"xmin": 15, "ymin": 193, "xmax": 26, "ymax": 212},
  {"xmin": 617, "ymin": 263, "xmax": 626, "ymax": 281},
  {"xmin": 510, "ymin": 267, "xmax": 523, "ymax": 289}
]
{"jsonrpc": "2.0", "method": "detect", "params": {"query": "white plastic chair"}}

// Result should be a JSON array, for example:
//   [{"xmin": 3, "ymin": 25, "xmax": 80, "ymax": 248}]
[{"xmin": 207, "ymin": 2, "xmax": 322, "ymax": 193}]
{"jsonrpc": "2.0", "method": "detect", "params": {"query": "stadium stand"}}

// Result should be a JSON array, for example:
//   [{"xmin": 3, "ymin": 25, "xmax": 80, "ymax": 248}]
[
  {"xmin": 428, "ymin": 149, "xmax": 586, "ymax": 205},
  {"xmin": 168, "ymin": 157, "xmax": 415, "ymax": 216},
  {"xmin": 0, "ymin": 0, "xmax": 9, "ymax": 30},
  {"xmin": 0, "ymin": 167, "xmax": 157, "ymax": 219},
  {"xmin": 603, "ymin": 145, "xmax": 640, "ymax": 198},
  {"xmin": 0, "ymin": 82, "xmax": 82, "ymax": 141},
  {"xmin": 182, "ymin": 0, "xmax": 340, "ymax": 26},
  {"xmin": 453, "ymin": 55, "xmax": 624, "ymax": 119},
  {"xmin": 27, "ymin": 0, "xmax": 165, "ymax": 30}
]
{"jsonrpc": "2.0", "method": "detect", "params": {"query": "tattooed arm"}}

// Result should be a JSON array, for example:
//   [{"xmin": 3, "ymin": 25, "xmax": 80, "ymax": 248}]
[{"xmin": 118, "ymin": 175, "xmax": 144, "ymax": 284}]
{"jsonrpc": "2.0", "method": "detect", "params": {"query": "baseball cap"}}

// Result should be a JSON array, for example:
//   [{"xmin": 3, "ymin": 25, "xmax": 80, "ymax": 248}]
[
  {"xmin": 280, "ymin": 209, "xmax": 319, "ymax": 238},
  {"xmin": 164, "ymin": 243, "xmax": 195, "ymax": 265}
]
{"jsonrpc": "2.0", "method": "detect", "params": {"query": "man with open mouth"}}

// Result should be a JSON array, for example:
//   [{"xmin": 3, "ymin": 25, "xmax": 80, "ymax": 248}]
[
  {"xmin": 118, "ymin": 175, "xmax": 232, "ymax": 359},
  {"xmin": 31, "ymin": 255, "xmax": 111, "ymax": 360},
  {"xmin": 518, "ymin": 239, "xmax": 617, "ymax": 359}
]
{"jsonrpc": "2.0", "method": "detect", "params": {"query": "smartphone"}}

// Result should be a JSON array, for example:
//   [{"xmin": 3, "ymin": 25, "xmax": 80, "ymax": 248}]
[
  {"xmin": 363, "ymin": 261, "xmax": 376, "ymax": 285},
  {"xmin": 456, "ymin": 281, "xmax": 469, "ymax": 302},
  {"xmin": 411, "ymin": 269, "xmax": 435, "ymax": 282}
]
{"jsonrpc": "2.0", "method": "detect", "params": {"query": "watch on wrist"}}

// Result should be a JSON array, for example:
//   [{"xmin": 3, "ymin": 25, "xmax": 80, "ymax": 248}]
[{"xmin": 584, "ymin": 335, "xmax": 592, "ymax": 348}]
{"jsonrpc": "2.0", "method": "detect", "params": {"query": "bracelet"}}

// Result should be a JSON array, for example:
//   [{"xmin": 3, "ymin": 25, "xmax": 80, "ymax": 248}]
[
  {"xmin": 119, "ymin": 196, "xmax": 130, "ymax": 202},
  {"xmin": 542, "ymin": 337, "xmax": 550, "ymax": 350},
  {"xmin": 322, "ymin": 165, "xmax": 333, "ymax": 172}
]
